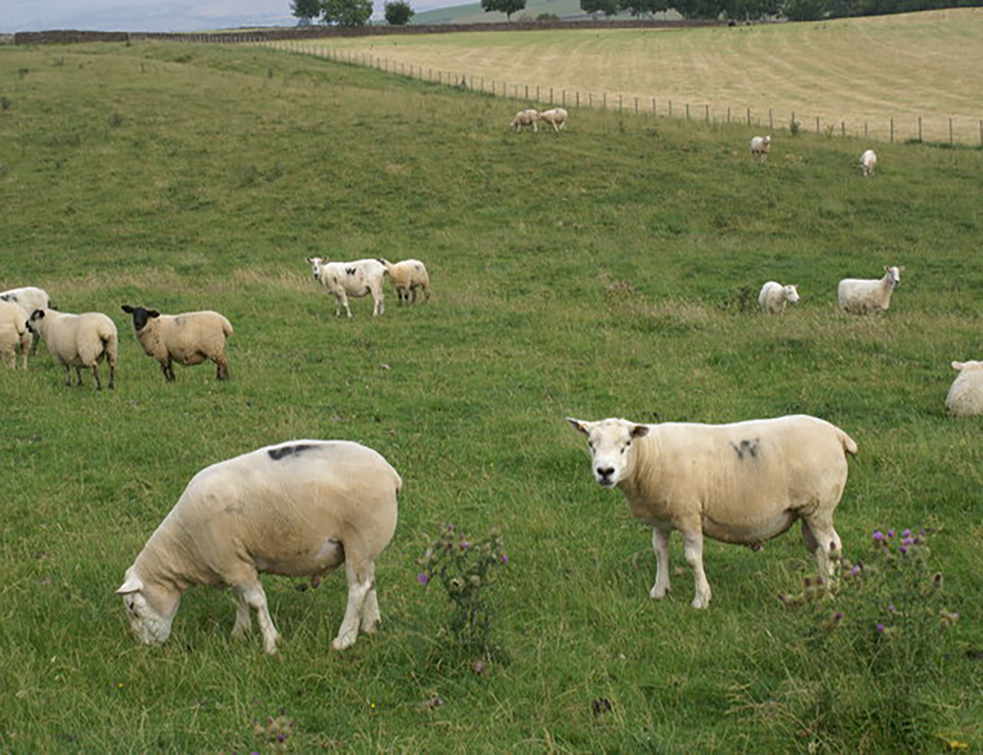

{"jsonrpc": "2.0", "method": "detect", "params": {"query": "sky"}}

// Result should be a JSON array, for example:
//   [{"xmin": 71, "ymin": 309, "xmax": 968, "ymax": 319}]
[{"xmin": 2, "ymin": 0, "xmax": 460, "ymax": 33}]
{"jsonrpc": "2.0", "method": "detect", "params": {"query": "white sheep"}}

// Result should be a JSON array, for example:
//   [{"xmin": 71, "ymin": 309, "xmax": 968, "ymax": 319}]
[
  {"xmin": 568, "ymin": 414, "xmax": 857, "ymax": 608},
  {"xmin": 1, "ymin": 287, "xmax": 52, "ymax": 353},
  {"xmin": 29, "ymin": 308, "xmax": 117, "ymax": 390},
  {"xmin": 860, "ymin": 149, "xmax": 878, "ymax": 177},
  {"xmin": 117, "ymin": 440, "xmax": 402, "ymax": 653},
  {"xmin": 121, "ymin": 305, "xmax": 233, "ymax": 382},
  {"xmin": 945, "ymin": 361, "xmax": 983, "ymax": 417},
  {"xmin": 838, "ymin": 265, "xmax": 905, "ymax": 315},
  {"xmin": 758, "ymin": 281, "xmax": 800, "ymax": 315},
  {"xmin": 306, "ymin": 257, "xmax": 388, "ymax": 318},
  {"xmin": 750, "ymin": 135, "xmax": 772, "ymax": 158},
  {"xmin": 0, "ymin": 301, "xmax": 31, "ymax": 369},
  {"xmin": 381, "ymin": 259, "xmax": 431, "ymax": 305},
  {"xmin": 537, "ymin": 108, "xmax": 567, "ymax": 132},
  {"xmin": 509, "ymin": 109, "xmax": 539, "ymax": 132}
]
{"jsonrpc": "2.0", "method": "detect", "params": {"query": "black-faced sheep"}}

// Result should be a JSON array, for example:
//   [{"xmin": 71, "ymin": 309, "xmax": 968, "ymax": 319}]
[{"xmin": 121, "ymin": 305, "xmax": 233, "ymax": 382}]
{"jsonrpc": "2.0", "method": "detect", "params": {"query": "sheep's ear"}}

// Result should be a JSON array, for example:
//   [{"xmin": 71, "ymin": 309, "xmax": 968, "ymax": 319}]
[
  {"xmin": 30, "ymin": 309, "xmax": 44, "ymax": 321},
  {"xmin": 630, "ymin": 424, "xmax": 650, "ymax": 439},
  {"xmin": 952, "ymin": 361, "xmax": 965, "ymax": 371},
  {"xmin": 116, "ymin": 574, "xmax": 143, "ymax": 595},
  {"xmin": 121, "ymin": 305, "xmax": 133, "ymax": 313},
  {"xmin": 566, "ymin": 417, "xmax": 591, "ymax": 436},
  {"xmin": 898, "ymin": 266, "xmax": 905, "ymax": 272},
  {"xmin": 148, "ymin": 310, "xmax": 160, "ymax": 319}
]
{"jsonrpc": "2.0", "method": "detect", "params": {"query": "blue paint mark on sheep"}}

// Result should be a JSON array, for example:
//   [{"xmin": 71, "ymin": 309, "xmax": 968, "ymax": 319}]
[{"xmin": 268, "ymin": 443, "xmax": 316, "ymax": 462}]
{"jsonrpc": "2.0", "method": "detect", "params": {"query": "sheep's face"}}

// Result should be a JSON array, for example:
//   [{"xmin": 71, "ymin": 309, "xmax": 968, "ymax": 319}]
[
  {"xmin": 117, "ymin": 569, "xmax": 176, "ymax": 646},
  {"xmin": 121, "ymin": 305, "xmax": 160, "ymax": 331},
  {"xmin": 783, "ymin": 285, "xmax": 800, "ymax": 304},
  {"xmin": 306, "ymin": 257, "xmax": 326, "ymax": 281},
  {"xmin": 567, "ymin": 417, "xmax": 649, "ymax": 488},
  {"xmin": 953, "ymin": 360, "xmax": 983, "ymax": 373},
  {"xmin": 885, "ymin": 266, "xmax": 904, "ymax": 287}
]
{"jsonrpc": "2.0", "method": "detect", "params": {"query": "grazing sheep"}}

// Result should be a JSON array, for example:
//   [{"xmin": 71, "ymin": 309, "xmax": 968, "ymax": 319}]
[
  {"xmin": 509, "ymin": 109, "xmax": 539, "ymax": 132},
  {"xmin": 121, "ymin": 305, "xmax": 233, "ymax": 382},
  {"xmin": 945, "ymin": 361, "xmax": 983, "ymax": 417},
  {"xmin": 381, "ymin": 259, "xmax": 431, "ymax": 305},
  {"xmin": 1, "ymin": 287, "xmax": 52, "ymax": 353},
  {"xmin": 838, "ymin": 266, "xmax": 905, "ymax": 315},
  {"xmin": 29, "ymin": 308, "xmax": 117, "ymax": 390},
  {"xmin": 860, "ymin": 149, "xmax": 878, "ymax": 177},
  {"xmin": 758, "ymin": 281, "xmax": 800, "ymax": 315},
  {"xmin": 0, "ymin": 301, "xmax": 31, "ymax": 369},
  {"xmin": 750, "ymin": 135, "xmax": 772, "ymax": 158},
  {"xmin": 306, "ymin": 257, "xmax": 388, "ymax": 318},
  {"xmin": 567, "ymin": 414, "xmax": 857, "ymax": 608},
  {"xmin": 117, "ymin": 440, "xmax": 402, "ymax": 653},
  {"xmin": 538, "ymin": 108, "xmax": 567, "ymax": 132}
]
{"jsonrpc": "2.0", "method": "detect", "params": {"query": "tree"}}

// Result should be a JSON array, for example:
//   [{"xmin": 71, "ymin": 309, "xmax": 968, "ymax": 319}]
[
  {"xmin": 480, "ymin": 0, "xmax": 527, "ymax": 21},
  {"xmin": 291, "ymin": 0, "xmax": 321, "ymax": 23},
  {"xmin": 384, "ymin": 0, "xmax": 415, "ymax": 24},
  {"xmin": 620, "ymin": 0, "xmax": 668, "ymax": 15},
  {"xmin": 580, "ymin": 0, "xmax": 620, "ymax": 15},
  {"xmin": 321, "ymin": 0, "xmax": 373, "ymax": 25}
]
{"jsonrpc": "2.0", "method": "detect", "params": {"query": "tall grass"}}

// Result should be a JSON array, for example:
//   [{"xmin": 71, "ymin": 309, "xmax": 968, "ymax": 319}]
[{"xmin": 0, "ymin": 41, "xmax": 980, "ymax": 750}]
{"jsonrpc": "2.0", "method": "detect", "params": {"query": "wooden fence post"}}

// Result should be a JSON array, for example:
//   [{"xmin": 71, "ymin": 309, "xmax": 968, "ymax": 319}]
[
  {"xmin": 746, "ymin": 107, "xmax": 751, "ymax": 126},
  {"xmin": 890, "ymin": 117, "xmax": 894, "ymax": 143},
  {"xmin": 815, "ymin": 116, "xmax": 820, "ymax": 135},
  {"xmin": 603, "ymin": 92, "xmax": 607, "ymax": 110},
  {"xmin": 918, "ymin": 116, "xmax": 922, "ymax": 141},
  {"xmin": 769, "ymin": 109, "xmax": 773, "ymax": 131},
  {"xmin": 619, "ymin": 94, "xmax": 623, "ymax": 113},
  {"xmin": 841, "ymin": 121, "xmax": 845, "ymax": 137},
  {"xmin": 669, "ymin": 100, "xmax": 673, "ymax": 117},
  {"xmin": 949, "ymin": 117, "xmax": 953, "ymax": 145},
  {"xmin": 727, "ymin": 107, "xmax": 730, "ymax": 123},
  {"xmin": 537, "ymin": 85, "xmax": 540, "ymax": 101},
  {"xmin": 685, "ymin": 102, "xmax": 690, "ymax": 120},
  {"xmin": 550, "ymin": 87, "xmax": 554, "ymax": 105},
  {"xmin": 705, "ymin": 104, "xmax": 709, "ymax": 122},
  {"xmin": 635, "ymin": 97, "xmax": 639, "ymax": 116},
  {"xmin": 652, "ymin": 97, "xmax": 656, "ymax": 115},
  {"xmin": 525, "ymin": 84, "xmax": 529, "ymax": 99},
  {"xmin": 576, "ymin": 91, "xmax": 580, "ymax": 108},
  {"xmin": 865, "ymin": 122, "xmax": 868, "ymax": 139}
]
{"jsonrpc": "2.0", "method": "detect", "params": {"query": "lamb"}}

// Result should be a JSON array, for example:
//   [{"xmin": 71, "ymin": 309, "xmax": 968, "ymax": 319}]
[
  {"xmin": 758, "ymin": 281, "xmax": 800, "ymax": 315},
  {"xmin": 29, "ymin": 308, "xmax": 117, "ymax": 390},
  {"xmin": 567, "ymin": 414, "xmax": 857, "ymax": 608},
  {"xmin": 945, "ymin": 361, "xmax": 983, "ymax": 417},
  {"xmin": 509, "ymin": 109, "xmax": 539, "ymax": 132},
  {"xmin": 117, "ymin": 440, "xmax": 402, "ymax": 653},
  {"xmin": 1, "ymin": 287, "xmax": 52, "ymax": 353},
  {"xmin": 838, "ymin": 265, "xmax": 904, "ymax": 315},
  {"xmin": 121, "ymin": 305, "xmax": 233, "ymax": 382},
  {"xmin": 860, "ymin": 149, "xmax": 878, "ymax": 177},
  {"xmin": 381, "ymin": 259, "xmax": 431, "ymax": 305},
  {"xmin": 306, "ymin": 257, "xmax": 388, "ymax": 318},
  {"xmin": 537, "ymin": 108, "xmax": 567, "ymax": 132},
  {"xmin": 750, "ymin": 135, "xmax": 772, "ymax": 158},
  {"xmin": 0, "ymin": 301, "xmax": 31, "ymax": 369}
]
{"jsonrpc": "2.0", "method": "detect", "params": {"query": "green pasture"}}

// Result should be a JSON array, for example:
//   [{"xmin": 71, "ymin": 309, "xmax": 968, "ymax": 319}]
[
  {"xmin": 0, "ymin": 40, "xmax": 981, "ymax": 751},
  {"xmin": 283, "ymin": 8, "xmax": 983, "ymax": 144}
]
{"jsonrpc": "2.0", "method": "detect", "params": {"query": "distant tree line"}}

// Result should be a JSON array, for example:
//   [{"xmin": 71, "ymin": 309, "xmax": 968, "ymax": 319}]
[{"xmin": 580, "ymin": 0, "xmax": 980, "ymax": 20}]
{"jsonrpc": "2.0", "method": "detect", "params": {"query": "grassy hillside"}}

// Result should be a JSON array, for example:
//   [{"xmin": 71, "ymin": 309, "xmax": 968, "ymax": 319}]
[
  {"xmin": 0, "ymin": 41, "xmax": 981, "ymax": 751},
  {"xmin": 284, "ymin": 8, "xmax": 983, "ymax": 144}
]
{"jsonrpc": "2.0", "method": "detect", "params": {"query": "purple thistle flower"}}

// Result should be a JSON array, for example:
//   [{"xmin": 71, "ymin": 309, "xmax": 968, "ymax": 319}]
[
  {"xmin": 834, "ymin": 612, "xmax": 842, "ymax": 621},
  {"xmin": 418, "ymin": 573, "xmax": 429, "ymax": 585},
  {"xmin": 459, "ymin": 539, "xmax": 469, "ymax": 550},
  {"xmin": 850, "ymin": 565, "xmax": 860, "ymax": 578},
  {"xmin": 278, "ymin": 734, "xmax": 287, "ymax": 743},
  {"xmin": 873, "ymin": 530, "xmax": 884, "ymax": 541},
  {"xmin": 501, "ymin": 554, "xmax": 509, "ymax": 565},
  {"xmin": 902, "ymin": 528, "xmax": 911, "ymax": 538},
  {"xmin": 899, "ymin": 546, "xmax": 907, "ymax": 555},
  {"xmin": 876, "ymin": 623, "xmax": 885, "ymax": 633},
  {"xmin": 887, "ymin": 529, "xmax": 895, "ymax": 538},
  {"xmin": 888, "ymin": 604, "xmax": 896, "ymax": 612}
]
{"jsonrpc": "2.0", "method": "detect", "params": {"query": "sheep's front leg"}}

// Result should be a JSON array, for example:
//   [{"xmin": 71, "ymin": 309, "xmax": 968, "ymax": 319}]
[
  {"xmin": 373, "ymin": 290, "xmax": 384, "ymax": 316},
  {"xmin": 332, "ymin": 560, "xmax": 372, "ymax": 650},
  {"xmin": 230, "ymin": 592, "xmax": 252, "ymax": 640},
  {"xmin": 234, "ymin": 582, "xmax": 281, "ymax": 654},
  {"xmin": 682, "ymin": 528, "xmax": 711, "ymax": 609},
  {"xmin": 650, "ymin": 526, "xmax": 672, "ymax": 599}
]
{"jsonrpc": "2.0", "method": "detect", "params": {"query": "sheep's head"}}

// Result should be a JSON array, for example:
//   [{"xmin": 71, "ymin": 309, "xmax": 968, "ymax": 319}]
[
  {"xmin": 306, "ymin": 257, "xmax": 326, "ymax": 280},
  {"xmin": 117, "ymin": 568, "xmax": 178, "ymax": 646},
  {"xmin": 884, "ymin": 266, "xmax": 905, "ymax": 287},
  {"xmin": 952, "ymin": 360, "xmax": 983, "ymax": 373},
  {"xmin": 121, "ymin": 305, "xmax": 160, "ymax": 331},
  {"xmin": 783, "ymin": 285, "xmax": 800, "ymax": 304},
  {"xmin": 567, "ymin": 417, "xmax": 649, "ymax": 488}
]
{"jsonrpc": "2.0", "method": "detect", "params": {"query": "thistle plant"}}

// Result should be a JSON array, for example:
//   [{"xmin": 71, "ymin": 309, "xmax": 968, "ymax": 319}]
[
  {"xmin": 253, "ymin": 709, "xmax": 294, "ymax": 752},
  {"xmin": 417, "ymin": 524, "xmax": 508, "ymax": 659}
]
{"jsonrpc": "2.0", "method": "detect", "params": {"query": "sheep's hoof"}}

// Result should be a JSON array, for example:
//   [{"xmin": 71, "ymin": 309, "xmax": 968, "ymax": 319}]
[
  {"xmin": 691, "ymin": 595, "xmax": 711, "ymax": 609},
  {"xmin": 649, "ymin": 585, "xmax": 669, "ymax": 600},
  {"xmin": 331, "ymin": 634, "xmax": 356, "ymax": 651}
]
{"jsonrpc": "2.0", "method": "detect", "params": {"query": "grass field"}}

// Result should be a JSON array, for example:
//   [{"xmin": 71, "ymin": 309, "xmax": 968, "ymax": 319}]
[
  {"xmin": 277, "ymin": 8, "xmax": 983, "ymax": 144},
  {"xmin": 1, "ymin": 39, "xmax": 982, "ymax": 751}
]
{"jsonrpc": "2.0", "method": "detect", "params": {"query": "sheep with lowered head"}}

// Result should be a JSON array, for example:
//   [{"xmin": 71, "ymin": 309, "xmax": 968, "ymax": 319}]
[
  {"xmin": 29, "ymin": 308, "xmax": 117, "ymax": 390},
  {"xmin": 538, "ymin": 108, "xmax": 567, "ymax": 132},
  {"xmin": 0, "ymin": 300, "xmax": 32, "ymax": 369},
  {"xmin": 382, "ymin": 259, "xmax": 431, "ymax": 305},
  {"xmin": 750, "ymin": 135, "xmax": 771, "ymax": 158},
  {"xmin": 121, "ymin": 305, "xmax": 233, "ymax": 382},
  {"xmin": 306, "ymin": 256, "xmax": 388, "ymax": 318},
  {"xmin": 1, "ymin": 287, "xmax": 52, "ymax": 352},
  {"xmin": 509, "ymin": 109, "xmax": 539, "ymax": 132},
  {"xmin": 838, "ymin": 265, "xmax": 905, "ymax": 315},
  {"xmin": 568, "ymin": 414, "xmax": 857, "ymax": 608},
  {"xmin": 946, "ymin": 361, "xmax": 983, "ymax": 417},
  {"xmin": 758, "ymin": 281, "xmax": 800, "ymax": 315},
  {"xmin": 860, "ymin": 149, "xmax": 878, "ymax": 177},
  {"xmin": 117, "ymin": 440, "xmax": 402, "ymax": 653}
]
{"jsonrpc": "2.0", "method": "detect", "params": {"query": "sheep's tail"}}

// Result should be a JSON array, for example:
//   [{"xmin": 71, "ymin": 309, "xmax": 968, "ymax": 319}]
[
  {"xmin": 222, "ymin": 316, "xmax": 234, "ymax": 337},
  {"xmin": 838, "ymin": 428, "xmax": 858, "ymax": 456}
]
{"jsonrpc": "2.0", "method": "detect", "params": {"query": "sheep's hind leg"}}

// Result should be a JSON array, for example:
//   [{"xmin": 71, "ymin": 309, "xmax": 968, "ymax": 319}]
[
  {"xmin": 91, "ymin": 363, "xmax": 102, "ymax": 391},
  {"xmin": 332, "ymin": 559, "xmax": 373, "ymax": 650},
  {"xmin": 230, "ymin": 592, "xmax": 252, "ymax": 640},
  {"xmin": 802, "ymin": 514, "xmax": 841, "ymax": 582},
  {"xmin": 214, "ymin": 355, "xmax": 229, "ymax": 381},
  {"xmin": 359, "ymin": 562, "xmax": 381, "ymax": 635}
]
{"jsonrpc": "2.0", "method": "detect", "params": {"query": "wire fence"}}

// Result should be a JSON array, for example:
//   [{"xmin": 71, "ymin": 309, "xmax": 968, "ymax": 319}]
[{"xmin": 262, "ymin": 39, "xmax": 983, "ymax": 147}]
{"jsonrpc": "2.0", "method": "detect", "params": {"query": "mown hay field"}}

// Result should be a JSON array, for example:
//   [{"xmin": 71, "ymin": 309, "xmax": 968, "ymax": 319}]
[
  {"xmin": 0, "ymin": 38, "xmax": 981, "ymax": 751},
  {"xmin": 277, "ymin": 8, "xmax": 983, "ymax": 144}
]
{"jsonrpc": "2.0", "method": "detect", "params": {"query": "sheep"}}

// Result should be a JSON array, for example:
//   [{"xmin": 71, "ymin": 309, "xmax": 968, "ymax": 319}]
[
  {"xmin": 537, "ymin": 108, "xmax": 567, "ymax": 132},
  {"xmin": 945, "ymin": 361, "xmax": 983, "ymax": 417},
  {"xmin": 567, "ymin": 414, "xmax": 857, "ymax": 608},
  {"xmin": 381, "ymin": 259, "xmax": 431, "ymax": 305},
  {"xmin": 509, "ymin": 109, "xmax": 539, "ymax": 132},
  {"xmin": 750, "ymin": 135, "xmax": 772, "ymax": 158},
  {"xmin": 121, "ymin": 305, "xmax": 233, "ymax": 382},
  {"xmin": 1, "ymin": 287, "xmax": 52, "ymax": 353},
  {"xmin": 758, "ymin": 281, "xmax": 800, "ymax": 315},
  {"xmin": 0, "ymin": 301, "xmax": 31, "ymax": 369},
  {"xmin": 306, "ymin": 257, "xmax": 388, "ymax": 318},
  {"xmin": 860, "ymin": 149, "xmax": 877, "ymax": 177},
  {"xmin": 117, "ymin": 439, "xmax": 402, "ymax": 653},
  {"xmin": 29, "ymin": 308, "xmax": 117, "ymax": 390},
  {"xmin": 838, "ymin": 265, "xmax": 905, "ymax": 315}
]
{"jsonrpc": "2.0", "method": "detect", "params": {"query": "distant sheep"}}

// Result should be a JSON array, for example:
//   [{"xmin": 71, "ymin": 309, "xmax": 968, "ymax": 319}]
[
  {"xmin": 382, "ymin": 259, "xmax": 431, "ymax": 305},
  {"xmin": 306, "ymin": 257, "xmax": 388, "ymax": 318},
  {"xmin": 117, "ymin": 440, "xmax": 402, "ymax": 653},
  {"xmin": 510, "ymin": 109, "xmax": 539, "ymax": 132},
  {"xmin": 538, "ymin": 108, "xmax": 567, "ymax": 132},
  {"xmin": 750, "ymin": 135, "xmax": 772, "ymax": 158},
  {"xmin": 29, "ymin": 308, "xmax": 117, "ymax": 390},
  {"xmin": 0, "ymin": 301, "xmax": 31, "ymax": 369},
  {"xmin": 1, "ymin": 287, "xmax": 52, "ymax": 352},
  {"xmin": 860, "ymin": 149, "xmax": 878, "ymax": 177},
  {"xmin": 758, "ymin": 281, "xmax": 800, "ymax": 315},
  {"xmin": 945, "ymin": 361, "xmax": 983, "ymax": 417},
  {"xmin": 121, "ymin": 305, "xmax": 233, "ymax": 382},
  {"xmin": 838, "ymin": 266, "xmax": 905, "ymax": 315}
]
